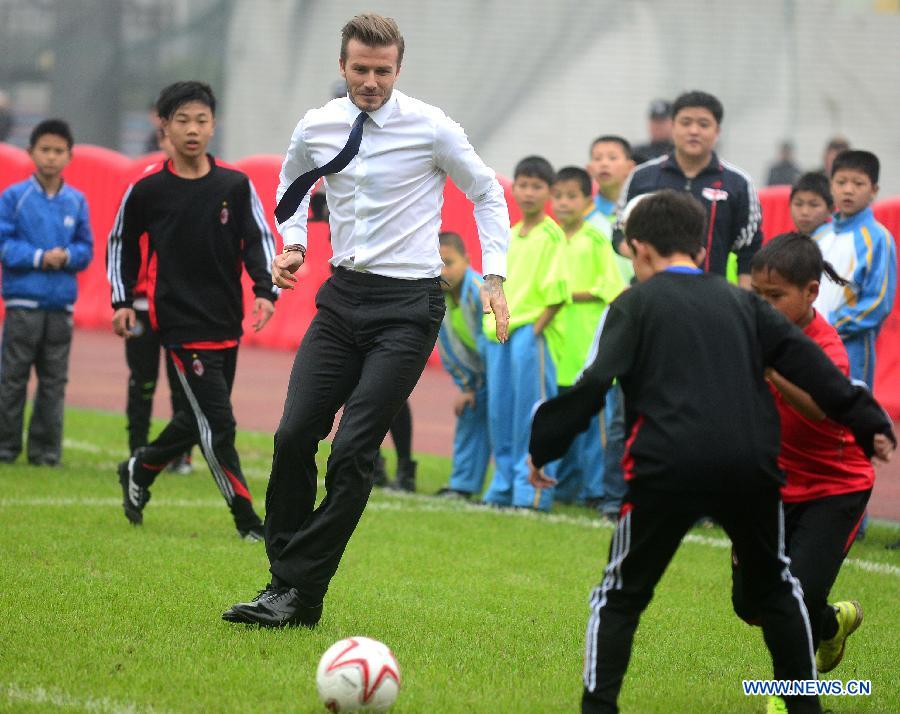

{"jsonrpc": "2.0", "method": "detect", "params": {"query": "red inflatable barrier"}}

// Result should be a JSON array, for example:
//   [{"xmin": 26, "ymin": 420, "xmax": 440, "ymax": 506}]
[
  {"xmin": 1, "ymin": 142, "xmax": 897, "ymax": 416},
  {"xmin": 63, "ymin": 145, "xmax": 134, "ymax": 330},
  {"xmin": 757, "ymin": 185, "xmax": 794, "ymax": 242},
  {"xmin": 873, "ymin": 197, "xmax": 900, "ymax": 415}
]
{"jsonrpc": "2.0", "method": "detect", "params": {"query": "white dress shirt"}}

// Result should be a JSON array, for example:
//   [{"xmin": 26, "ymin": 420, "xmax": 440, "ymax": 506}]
[{"xmin": 276, "ymin": 90, "xmax": 509, "ymax": 279}]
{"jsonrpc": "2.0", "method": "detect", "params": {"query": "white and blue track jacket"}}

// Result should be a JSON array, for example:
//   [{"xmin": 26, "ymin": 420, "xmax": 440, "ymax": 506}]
[{"xmin": 813, "ymin": 206, "xmax": 897, "ymax": 339}]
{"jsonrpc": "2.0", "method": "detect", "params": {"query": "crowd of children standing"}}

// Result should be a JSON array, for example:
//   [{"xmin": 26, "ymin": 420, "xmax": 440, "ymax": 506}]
[{"xmin": 431, "ymin": 89, "xmax": 896, "ymax": 520}]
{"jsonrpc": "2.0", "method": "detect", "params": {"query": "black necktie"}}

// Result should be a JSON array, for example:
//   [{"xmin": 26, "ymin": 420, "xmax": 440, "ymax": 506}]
[{"xmin": 274, "ymin": 111, "xmax": 369, "ymax": 224}]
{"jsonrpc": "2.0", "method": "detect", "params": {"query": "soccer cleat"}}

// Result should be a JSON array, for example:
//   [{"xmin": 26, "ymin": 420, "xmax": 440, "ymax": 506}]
[
  {"xmin": 766, "ymin": 695, "xmax": 788, "ymax": 714},
  {"xmin": 223, "ymin": 586, "xmax": 322, "ymax": 628},
  {"xmin": 816, "ymin": 600, "xmax": 863, "ymax": 673},
  {"xmin": 238, "ymin": 525, "xmax": 265, "ymax": 542},
  {"xmin": 117, "ymin": 458, "xmax": 150, "ymax": 526}
]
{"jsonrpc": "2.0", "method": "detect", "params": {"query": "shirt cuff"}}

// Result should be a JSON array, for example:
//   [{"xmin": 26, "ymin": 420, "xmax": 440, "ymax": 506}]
[
  {"xmin": 34, "ymin": 249, "xmax": 43, "ymax": 269},
  {"xmin": 281, "ymin": 225, "xmax": 307, "ymax": 251},
  {"xmin": 481, "ymin": 253, "xmax": 506, "ymax": 280},
  {"xmin": 63, "ymin": 248, "xmax": 71, "ymax": 267}
]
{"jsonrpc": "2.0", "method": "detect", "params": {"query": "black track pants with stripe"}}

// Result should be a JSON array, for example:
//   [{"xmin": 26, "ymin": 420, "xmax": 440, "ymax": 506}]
[
  {"xmin": 130, "ymin": 346, "xmax": 260, "ymax": 531},
  {"xmin": 732, "ymin": 488, "xmax": 871, "ymax": 650},
  {"xmin": 582, "ymin": 483, "xmax": 821, "ymax": 714},
  {"xmin": 124, "ymin": 310, "xmax": 192, "ymax": 454}
]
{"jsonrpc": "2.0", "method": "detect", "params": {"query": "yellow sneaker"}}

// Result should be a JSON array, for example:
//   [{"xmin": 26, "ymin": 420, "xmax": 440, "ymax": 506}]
[
  {"xmin": 766, "ymin": 695, "xmax": 788, "ymax": 714},
  {"xmin": 816, "ymin": 600, "xmax": 863, "ymax": 673}
]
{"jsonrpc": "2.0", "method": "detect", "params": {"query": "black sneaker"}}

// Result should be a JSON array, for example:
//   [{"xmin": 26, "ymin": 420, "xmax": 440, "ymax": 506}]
[
  {"xmin": 223, "ymin": 586, "xmax": 322, "ymax": 628},
  {"xmin": 117, "ymin": 457, "xmax": 150, "ymax": 525},
  {"xmin": 434, "ymin": 487, "xmax": 470, "ymax": 500},
  {"xmin": 372, "ymin": 452, "xmax": 389, "ymax": 487},
  {"xmin": 388, "ymin": 457, "xmax": 417, "ymax": 492},
  {"xmin": 238, "ymin": 524, "xmax": 265, "ymax": 542}
]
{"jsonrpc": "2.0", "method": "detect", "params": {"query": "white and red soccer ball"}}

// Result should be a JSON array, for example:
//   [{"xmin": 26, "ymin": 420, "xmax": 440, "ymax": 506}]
[{"xmin": 316, "ymin": 637, "xmax": 401, "ymax": 712}]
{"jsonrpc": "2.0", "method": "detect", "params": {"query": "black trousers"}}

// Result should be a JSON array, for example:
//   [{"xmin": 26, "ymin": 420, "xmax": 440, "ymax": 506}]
[
  {"xmin": 732, "ymin": 488, "xmax": 870, "ymax": 649},
  {"xmin": 264, "ymin": 268, "xmax": 444, "ymax": 603},
  {"xmin": 124, "ymin": 310, "xmax": 190, "ymax": 454},
  {"xmin": 582, "ymin": 482, "xmax": 821, "ymax": 714},
  {"xmin": 130, "ymin": 346, "xmax": 260, "ymax": 530},
  {"xmin": 0, "ymin": 308, "xmax": 73, "ymax": 463}
]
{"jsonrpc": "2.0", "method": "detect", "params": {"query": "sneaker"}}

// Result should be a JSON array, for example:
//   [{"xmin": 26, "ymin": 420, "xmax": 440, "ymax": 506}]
[
  {"xmin": 238, "ymin": 525, "xmax": 265, "ymax": 542},
  {"xmin": 117, "ymin": 458, "xmax": 151, "ymax": 525},
  {"xmin": 372, "ymin": 453, "xmax": 389, "ymax": 487},
  {"xmin": 388, "ymin": 457, "xmax": 417, "ymax": 493},
  {"xmin": 166, "ymin": 454, "xmax": 193, "ymax": 475},
  {"xmin": 816, "ymin": 600, "xmax": 863, "ymax": 673},
  {"xmin": 28, "ymin": 456, "xmax": 60, "ymax": 467},
  {"xmin": 766, "ymin": 696, "xmax": 788, "ymax": 714},
  {"xmin": 434, "ymin": 487, "xmax": 470, "ymax": 500}
]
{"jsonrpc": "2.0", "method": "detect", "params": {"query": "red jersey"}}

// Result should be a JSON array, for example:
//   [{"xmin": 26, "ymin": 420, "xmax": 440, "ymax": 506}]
[{"xmin": 775, "ymin": 311, "xmax": 874, "ymax": 502}]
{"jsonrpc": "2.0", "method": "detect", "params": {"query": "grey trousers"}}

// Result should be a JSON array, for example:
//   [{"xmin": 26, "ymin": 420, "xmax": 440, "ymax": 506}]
[{"xmin": 0, "ymin": 308, "xmax": 74, "ymax": 464}]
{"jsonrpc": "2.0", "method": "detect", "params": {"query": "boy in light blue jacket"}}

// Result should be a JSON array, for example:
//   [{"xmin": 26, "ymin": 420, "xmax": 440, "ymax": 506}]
[
  {"xmin": 0, "ymin": 119, "xmax": 93, "ymax": 465},
  {"xmin": 434, "ymin": 232, "xmax": 491, "ymax": 498},
  {"xmin": 816, "ymin": 150, "xmax": 897, "ymax": 387}
]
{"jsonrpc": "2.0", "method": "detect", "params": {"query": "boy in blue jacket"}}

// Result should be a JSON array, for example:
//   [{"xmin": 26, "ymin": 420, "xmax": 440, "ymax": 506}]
[
  {"xmin": 0, "ymin": 119, "xmax": 93, "ymax": 465},
  {"xmin": 817, "ymin": 150, "xmax": 897, "ymax": 386},
  {"xmin": 434, "ymin": 232, "xmax": 491, "ymax": 498}
]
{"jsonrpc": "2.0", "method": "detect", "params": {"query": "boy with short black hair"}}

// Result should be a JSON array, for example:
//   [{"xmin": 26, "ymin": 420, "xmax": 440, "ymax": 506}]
[
  {"xmin": 790, "ymin": 172, "xmax": 833, "ymax": 237},
  {"xmin": 586, "ymin": 136, "xmax": 635, "ymax": 226},
  {"xmin": 550, "ymin": 167, "xmax": 624, "ymax": 507},
  {"xmin": 528, "ymin": 189, "xmax": 895, "ymax": 714},
  {"xmin": 434, "ymin": 231, "xmax": 491, "ymax": 499},
  {"xmin": 483, "ymin": 156, "xmax": 567, "ymax": 510},
  {"xmin": 586, "ymin": 135, "xmax": 636, "ymax": 284},
  {"xmin": 0, "ymin": 119, "xmax": 93, "ymax": 465},
  {"xmin": 816, "ymin": 150, "xmax": 897, "ymax": 386},
  {"xmin": 107, "ymin": 81, "xmax": 278, "ymax": 539}
]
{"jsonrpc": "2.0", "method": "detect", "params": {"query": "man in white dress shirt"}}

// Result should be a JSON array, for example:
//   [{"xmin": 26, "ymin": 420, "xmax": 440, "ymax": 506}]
[{"xmin": 224, "ymin": 13, "xmax": 510, "ymax": 628}]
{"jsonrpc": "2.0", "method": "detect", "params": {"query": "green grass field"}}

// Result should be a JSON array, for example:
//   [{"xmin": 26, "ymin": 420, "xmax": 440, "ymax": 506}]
[{"xmin": 1, "ymin": 407, "xmax": 898, "ymax": 713}]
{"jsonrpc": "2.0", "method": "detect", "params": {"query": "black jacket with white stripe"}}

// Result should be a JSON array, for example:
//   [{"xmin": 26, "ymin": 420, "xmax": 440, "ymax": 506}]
[
  {"xmin": 107, "ymin": 157, "xmax": 277, "ymax": 345},
  {"xmin": 617, "ymin": 152, "xmax": 763, "ymax": 276}
]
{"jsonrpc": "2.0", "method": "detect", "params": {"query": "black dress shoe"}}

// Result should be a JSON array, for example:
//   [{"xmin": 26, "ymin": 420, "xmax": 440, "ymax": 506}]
[{"xmin": 224, "ymin": 587, "xmax": 322, "ymax": 628}]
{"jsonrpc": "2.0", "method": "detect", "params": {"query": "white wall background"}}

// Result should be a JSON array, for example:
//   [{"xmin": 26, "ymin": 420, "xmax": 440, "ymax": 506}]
[{"xmin": 222, "ymin": 0, "xmax": 900, "ymax": 195}]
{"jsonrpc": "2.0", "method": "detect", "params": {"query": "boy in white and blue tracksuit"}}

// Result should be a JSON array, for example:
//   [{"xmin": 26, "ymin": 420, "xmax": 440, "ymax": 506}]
[
  {"xmin": 435, "ymin": 233, "xmax": 491, "ymax": 498},
  {"xmin": 0, "ymin": 119, "xmax": 93, "ymax": 465},
  {"xmin": 814, "ymin": 150, "xmax": 897, "ymax": 387}
]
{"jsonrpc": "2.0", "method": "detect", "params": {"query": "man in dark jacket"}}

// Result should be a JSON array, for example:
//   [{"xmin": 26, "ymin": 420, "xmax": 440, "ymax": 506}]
[{"xmin": 616, "ymin": 91, "xmax": 762, "ymax": 288}]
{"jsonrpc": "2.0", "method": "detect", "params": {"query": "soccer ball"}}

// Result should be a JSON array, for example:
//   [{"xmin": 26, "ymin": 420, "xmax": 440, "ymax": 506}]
[{"xmin": 316, "ymin": 636, "xmax": 401, "ymax": 712}]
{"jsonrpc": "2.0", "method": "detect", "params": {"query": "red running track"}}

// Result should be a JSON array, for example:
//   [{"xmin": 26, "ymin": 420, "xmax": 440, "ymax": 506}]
[{"xmin": 60, "ymin": 328, "xmax": 900, "ymax": 521}]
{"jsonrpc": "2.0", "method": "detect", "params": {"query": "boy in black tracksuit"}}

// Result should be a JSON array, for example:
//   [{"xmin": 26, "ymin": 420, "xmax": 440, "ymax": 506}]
[
  {"xmin": 106, "ymin": 82, "xmax": 278, "ymax": 539},
  {"xmin": 528, "ymin": 191, "xmax": 895, "ymax": 714}
]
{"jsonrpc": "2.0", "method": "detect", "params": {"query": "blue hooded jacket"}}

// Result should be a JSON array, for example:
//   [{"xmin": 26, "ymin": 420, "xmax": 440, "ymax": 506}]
[{"xmin": 0, "ymin": 176, "xmax": 93, "ymax": 311}]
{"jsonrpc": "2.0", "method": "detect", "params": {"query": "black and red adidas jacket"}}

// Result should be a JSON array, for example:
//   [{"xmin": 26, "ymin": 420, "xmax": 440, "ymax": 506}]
[{"xmin": 107, "ymin": 157, "xmax": 278, "ymax": 345}]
